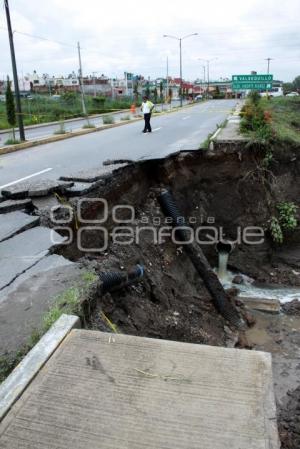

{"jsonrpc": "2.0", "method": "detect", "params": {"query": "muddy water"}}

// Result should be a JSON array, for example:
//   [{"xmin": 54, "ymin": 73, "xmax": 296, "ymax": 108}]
[{"xmin": 245, "ymin": 311, "xmax": 300, "ymax": 406}]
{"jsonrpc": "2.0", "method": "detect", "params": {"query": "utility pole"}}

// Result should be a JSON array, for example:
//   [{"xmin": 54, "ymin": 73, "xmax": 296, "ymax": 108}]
[
  {"xmin": 179, "ymin": 38, "xmax": 183, "ymax": 107},
  {"xmin": 265, "ymin": 57, "xmax": 273, "ymax": 74},
  {"xmin": 265, "ymin": 58, "xmax": 273, "ymax": 98},
  {"xmin": 207, "ymin": 60, "xmax": 210, "ymax": 99},
  {"xmin": 198, "ymin": 58, "xmax": 218, "ymax": 100},
  {"xmin": 92, "ymin": 71, "xmax": 97, "ymax": 97},
  {"xmin": 163, "ymin": 33, "xmax": 198, "ymax": 108},
  {"xmin": 166, "ymin": 56, "xmax": 170, "ymax": 109},
  {"xmin": 4, "ymin": 0, "xmax": 25, "ymax": 141},
  {"xmin": 77, "ymin": 42, "xmax": 87, "ymax": 115}
]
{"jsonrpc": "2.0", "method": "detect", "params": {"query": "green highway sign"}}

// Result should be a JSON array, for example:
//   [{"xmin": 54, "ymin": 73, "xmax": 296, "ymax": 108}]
[
  {"xmin": 232, "ymin": 74, "xmax": 273, "ymax": 82},
  {"xmin": 232, "ymin": 74, "xmax": 273, "ymax": 91},
  {"xmin": 232, "ymin": 82, "xmax": 272, "ymax": 91}
]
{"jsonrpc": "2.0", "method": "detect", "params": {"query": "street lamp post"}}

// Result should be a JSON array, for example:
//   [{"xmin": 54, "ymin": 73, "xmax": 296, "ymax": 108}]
[
  {"xmin": 198, "ymin": 58, "xmax": 218, "ymax": 99},
  {"xmin": 163, "ymin": 33, "xmax": 198, "ymax": 107}
]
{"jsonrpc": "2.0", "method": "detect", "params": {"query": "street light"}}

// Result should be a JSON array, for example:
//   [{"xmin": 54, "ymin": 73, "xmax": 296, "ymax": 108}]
[
  {"xmin": 163, "ymin": 33, "xmax": 198, "ymax": 107},
  {"xmin": 198, "ymin": 58, "xmax": 218, "ymax": 99}
]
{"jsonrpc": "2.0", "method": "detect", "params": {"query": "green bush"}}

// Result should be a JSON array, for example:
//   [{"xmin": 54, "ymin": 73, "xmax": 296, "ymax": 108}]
[
  {"xmin": 247, "ymin": 90, "xmax": 261, "ymax": 106},
  {"xmin": 269, "ymin": 202, "xmax": 298, "ymax": 243},
  {"xmin": 103, "ymin": 115, "xmax": 115, "ymax": 124},
  {"xmin": 277, "ymin": 202, "xmax": 298, "ymax": 230},
  {"xmin": 121, "ymin": 114, "xmax": 131, "ymax": 121},
  {"xmin": 92, "ymin": 97, "xmax": 106, "ymax": 107},
  {"xmin": 270, "ymin": 217, "xmax": 283, "ymax": 243}
]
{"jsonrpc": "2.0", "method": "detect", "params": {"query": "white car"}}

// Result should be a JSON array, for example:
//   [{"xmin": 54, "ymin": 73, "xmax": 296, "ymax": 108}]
[
  {"xmin": 195, "ymin": 94, "xmax": 203, "ymax": 101},
  {"xmin": 286, "ymin": 92, "xmax": 299, "ymax": 97}
]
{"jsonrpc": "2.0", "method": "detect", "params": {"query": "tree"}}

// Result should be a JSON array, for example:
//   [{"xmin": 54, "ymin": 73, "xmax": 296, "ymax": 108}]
[
  {"xmin": 293, "ymin": 76, "xmax": 300, "ymax": 90},
  {"xmin": 283, "ymin": 82, "xmax": 294, "ymax": 95},
  {"xmin": 6, "ymin": 76, "xmax": 16, "ymax": 140},
  {"xmin": 159, "ymin": 81, "xmax": 163, "ymax": 102},
  {"xmin": 168, "ymin": 87, "xmax": 173, "ymax": 103},
  {"xmin": 145, "ymin": 82, "xmax": 150, "ymax": 98},
  {"xmin": 133, "ymin": 81, "xmax": 139, "ymax": 103},
  {"xmin": 153, "ymin": 87, "xmax": 158, "ymax": 103}
]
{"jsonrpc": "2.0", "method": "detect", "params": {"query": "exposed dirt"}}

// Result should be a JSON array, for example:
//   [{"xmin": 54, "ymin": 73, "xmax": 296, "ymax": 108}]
[
  {"xmin": 279, "ymin": 386, "xmax": 300, "ymax": 449},
  {"xmin": 245, "ymin": 310, "xmax": 300, "ymax": 449},
  {"xmin": 57, "ymin": 143, "xmax": 300, "ymax": 448}
]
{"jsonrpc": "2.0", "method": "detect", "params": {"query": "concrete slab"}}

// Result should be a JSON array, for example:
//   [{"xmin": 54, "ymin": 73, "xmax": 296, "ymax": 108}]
[
  {"xmin": 0, "ymin": 226, "xmax": 67, "ymax": 291},
  {"xmin": 0, "ymin": 259, "xmax": 101, "ymax": 356},
  {"xmin": 0, "ymin": 258, "xmax": 80, "ymax": 355},
  {"xmin": 0, "ymin": 330, "xmax": 280, "ymax": 448},
  {"xmin": 64, "ymin": 182, "xmax": 98, "ymax": 196},
  {"xmin": 239, "ymin": 296, "xmax": 281, "ymax": 314},
  {"xmin": 0, "ymin": 314, "xmax": 80, "ymax": 421},
  {"xmin": 59, "ymin": 163, "xmax": 127, "ymax": 183},
  {"xmin": 0, "ymin": 199, "xmax": 33, "ymax": 214},
  {"xmin": 1, "ymin": 180, "xmax": 74, "ymax": 200},
  {"xmin": 0, "ymin": 211, "xmax": 39, "ymax": 243},
  {"xmin": 215, "ymin": 121, "xmax": 248, "ymax": 142}
]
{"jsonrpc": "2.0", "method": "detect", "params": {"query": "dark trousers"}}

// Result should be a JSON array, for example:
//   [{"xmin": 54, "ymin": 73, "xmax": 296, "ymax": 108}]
[{"xmin": 143, "ymin": 113, "xmax": 152, "ymax": 132}]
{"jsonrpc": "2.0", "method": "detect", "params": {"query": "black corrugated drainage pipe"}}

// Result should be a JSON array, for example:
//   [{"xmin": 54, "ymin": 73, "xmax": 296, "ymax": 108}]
[
  {"xmin": 158, "ymin": 189, "xmax": 245, "ymax": 329},
  {"xmin": 99, "ymin": 265, "xmax": 144, "ymax": 294}
]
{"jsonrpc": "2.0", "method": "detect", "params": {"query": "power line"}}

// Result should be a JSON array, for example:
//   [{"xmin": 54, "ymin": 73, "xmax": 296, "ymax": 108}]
[{"xmin": 0, "ymin": 25, "xmax": 76, "ymax": 48}]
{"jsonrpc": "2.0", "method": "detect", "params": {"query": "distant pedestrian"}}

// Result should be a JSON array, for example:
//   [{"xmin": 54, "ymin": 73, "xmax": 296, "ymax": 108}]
[{"xmin": 141, "ymin": 96, "xmax": 154, "ymax": 133}]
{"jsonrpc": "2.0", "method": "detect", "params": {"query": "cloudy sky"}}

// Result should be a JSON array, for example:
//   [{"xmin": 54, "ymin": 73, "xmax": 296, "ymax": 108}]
[{"xmin": 0, "ymin": 0, "xmax": 299, "ymax": 82}]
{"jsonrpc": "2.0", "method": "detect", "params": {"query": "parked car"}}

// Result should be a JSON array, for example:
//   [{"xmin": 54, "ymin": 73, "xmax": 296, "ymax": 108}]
[
  {"xmin": 0, "ymin": 94, "xmax": 6, "ymax": 102},
  {"xmin": 50, "ymin": 94, "xmax": 61, "ymax": 100},
  {"xmin": 195, "ymin": 94, "xmax": 203, "ymax": 101},
  {"xmin": 260, "ymin": 87, "xmax": 283, "ymax": 97},
  {"xmin": 286, "ymin": 92, "xmax": 299, "ymax": 97}
]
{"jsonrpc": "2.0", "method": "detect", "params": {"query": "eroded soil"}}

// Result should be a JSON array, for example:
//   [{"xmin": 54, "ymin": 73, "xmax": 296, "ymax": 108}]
[{"xmin": 57, "ymin": 144, "xmax": 300, "ymax": 448}]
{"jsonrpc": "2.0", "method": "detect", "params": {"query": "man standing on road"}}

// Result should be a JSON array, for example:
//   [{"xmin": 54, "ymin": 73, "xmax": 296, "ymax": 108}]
[{"xmin": 141, "ymin": 96, "xmax": 154, "ymax": 133}]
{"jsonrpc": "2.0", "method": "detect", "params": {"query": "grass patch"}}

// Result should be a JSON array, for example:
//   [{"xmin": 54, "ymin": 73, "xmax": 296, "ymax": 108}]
[
  {"xmin": 4, "ymin": 138, "xmax": 21, "ymax": 145},
  {"xmin": 82, "ymin": 122, "xmax": 96, "ymax": 129},
  {"xmin": 43, "ymin": 286, "xmax": 81, "ymax": 331},
  {"xmin": 53, "ymin": 121, "xmax": 67, "ymax": 135},
  {"xmin": 201, "ymin": 132, "xmax": 213, "ymax": 149},
  {"xmin": 81, "ymin": 271, "xmax": 98, "ymax": 283},
  {"xmin": 260, "ymin": 97, "xmax": 300, "ymax": 144},
  {"xmin": 102, "ymin": 115, "xmax": 115, "ymax": 125},
  {"xmin": 120, "ymin": 115, "xmax": 131, "ymax": 121}
]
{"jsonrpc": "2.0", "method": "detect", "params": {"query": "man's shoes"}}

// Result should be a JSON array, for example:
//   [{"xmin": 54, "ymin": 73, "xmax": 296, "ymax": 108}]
[{"xmin": 142, "ymin": 130, "xmax": 147, "ymax": 133}]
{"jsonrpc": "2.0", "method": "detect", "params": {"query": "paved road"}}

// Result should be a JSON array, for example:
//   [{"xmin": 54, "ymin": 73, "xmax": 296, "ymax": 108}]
[
  {"xmin": 0, "ymin": 100, "xmax": 238, "ymax": 189},
  {"xmin": 0, "ymin": 100, "xmax": 188, "ymax": 144}
]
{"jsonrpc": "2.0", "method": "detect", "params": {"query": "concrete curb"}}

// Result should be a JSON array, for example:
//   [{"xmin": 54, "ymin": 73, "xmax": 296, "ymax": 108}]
[
  {"xmin": 0, "ymin": 314, "xmax": 80, "ymax": 421},
  {"xmin": 0, "ymin": 102, "xmax": 195, "ymax": 156}
]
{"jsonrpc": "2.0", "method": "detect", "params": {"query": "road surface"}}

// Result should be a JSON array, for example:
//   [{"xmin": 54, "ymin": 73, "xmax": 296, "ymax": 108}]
[{"xmin": 0, "ymin": 100, "xmax": 238, "ymax": 189}]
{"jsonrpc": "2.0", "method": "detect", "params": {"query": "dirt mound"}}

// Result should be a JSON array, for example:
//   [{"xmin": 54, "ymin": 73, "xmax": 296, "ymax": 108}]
[
  {"xmin": 282, "ymin": 299, "xmax": 300, "ymax": 315},
  {"xmin": 278, "ymin": 386, "xmax": 300, "ymax": 449}
]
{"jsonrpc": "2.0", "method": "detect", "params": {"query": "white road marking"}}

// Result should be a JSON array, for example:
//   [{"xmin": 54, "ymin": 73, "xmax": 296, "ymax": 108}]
[
  {"xmin": 182, "ymin": 116, "xmax": 191, "ymax": 120},
  {"xmin": 0, "ymin": 167, "xmax": 53, "ymax": 189},
  {"xmin": 152, "ymin": 127, "xmax": 162, "ymax": 132}
]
